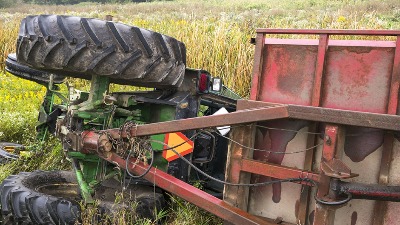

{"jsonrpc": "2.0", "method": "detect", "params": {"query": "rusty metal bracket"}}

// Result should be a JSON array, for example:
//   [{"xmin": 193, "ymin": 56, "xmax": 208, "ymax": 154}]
[{"xmin": 320, "ymin": 158, "xmax": 358, "ymax": 179}]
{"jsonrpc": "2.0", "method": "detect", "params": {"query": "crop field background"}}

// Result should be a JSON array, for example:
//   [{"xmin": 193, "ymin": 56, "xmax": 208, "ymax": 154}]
[{"xmin": 0, "ymin": 0, "xmax": 400, "ymax": 224}]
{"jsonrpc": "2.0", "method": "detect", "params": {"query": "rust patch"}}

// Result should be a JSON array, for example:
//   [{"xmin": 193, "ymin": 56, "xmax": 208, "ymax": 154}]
[
  {"xmin": 343, "ymin": 46, "xmax": 374, "ymax": 54},
  {"xmin": 272, "ymin": 180, "xmax": 281, "ymax": 203},
  {"xmin": 295, "ymin": 199, "xmax": 300, "ymax": 218},
  {"xmin": 260, "ymin": 45, "xmax": 317, "ymax": 105},
  {"xmin": 344, "ymin": 126, "xmax": 384, "ymax": 162},
  {"xmin": 351, "ymin": 211, "xmax": 358, "ymax": 225},
  {"xmin": 252, "ymin": 119, "xmax": 308, "ymax": 203},
  {"xmin": 309, "ymin": 210, "xmax": 315, "ymax": 225},
  {"xmin": 179, "ymin": 102, "xmax": 188, "ymax": 109},
  {"xmin": 322, "ymin": 46, "xmax": 393, "ymax": 114}
]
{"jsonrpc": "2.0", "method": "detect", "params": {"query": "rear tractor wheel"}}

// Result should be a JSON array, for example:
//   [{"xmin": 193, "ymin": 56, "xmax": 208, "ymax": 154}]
[
  {"xmin": 15, "ymin": 15, "xmax": 186, "ymax": 89},
  {"xmin": 0, "ymin": 170, "xmax": 166, "ymax": 225}
]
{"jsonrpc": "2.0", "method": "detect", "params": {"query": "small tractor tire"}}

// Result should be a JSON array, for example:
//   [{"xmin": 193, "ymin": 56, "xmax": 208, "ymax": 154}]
[
  {"xmin": 0, "ymin": 171, "xmax": 166, "ymax": 225},
  {"xmin": 16, "ymin": 15, "xmax": 186, "ymax": 89},
  {"xmin": 0, "ymin": 171, "xmax": 80, "ymax": 225}
]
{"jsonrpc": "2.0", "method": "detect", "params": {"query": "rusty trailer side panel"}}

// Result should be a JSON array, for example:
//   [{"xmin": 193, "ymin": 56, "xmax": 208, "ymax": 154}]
[{"xmin": 224, "ymin": 29, "xmax": 400, "ymax": 225}]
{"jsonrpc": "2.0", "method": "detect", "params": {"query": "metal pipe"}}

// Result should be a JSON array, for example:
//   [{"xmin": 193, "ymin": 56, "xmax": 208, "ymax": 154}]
[
  {"xmin": 241, "ymin": 159, "xmax": 320, "ymax": 184},
  {"xmin": 72, "ymin": 159, "xmax": 94, "ymax": 204},
  {"xmin": 331, "ymin": 179, "xmax": 400, "ymax": 201}
]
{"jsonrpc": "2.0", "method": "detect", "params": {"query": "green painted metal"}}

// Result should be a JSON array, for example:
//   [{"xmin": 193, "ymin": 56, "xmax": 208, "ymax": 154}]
[
  {"xmin": 151, "ymin": 134, "xmax": 165, "ymax": 152},
  {"xmin": 74, "ymin": 165, "xmax": 94, "ymax": 204},
  {"xmin": 151, "ymin": 134, "xmax": 168, "ymax": 171},
  {"xmin": 67, "ymin": 74, "xmax": 180, "ymax": 203},
  {"xmin": 88, "ymin": 76, "xmax": 110, "ymax": 103},
  {"xmin": 81, "ymin": 161, "xmax": 101, "ymax": 186},
  {"xmin": 68, "ymin": 152, "xmax": 100, "ymax": 162},
  {"xmin": 70, "ymin": 75, "xmax": 111, "ymax": 204},
  {"xmin": 68, "ymin": 152, "xmax": 99, "ymax": 202},
  {"xmin": 149, "ymin": 105, "xmax": 176, "ymax": 171},
  {"xmin": 36, "ymin": 85, "xmax": 55, "ymax": 141},
  {"xmin": 72, "ymin": 76, "xmax": 109, "ymax": 112},
  {"xmin": 159, "ymin": 105, "xmax": 177, "ymax": 122},
  {"xmin": 67, "ymin": 75, "xmax": 166, "ymax": 204},
  {"xmin": 115, "ymin": 108, "xmax": 141, "ymax": 117}
]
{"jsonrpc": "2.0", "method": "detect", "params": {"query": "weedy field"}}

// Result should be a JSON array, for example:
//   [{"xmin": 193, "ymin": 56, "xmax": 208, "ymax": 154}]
[{"xmin": 0, "ymin": 0, "xmax": 400, "ymax": 224}]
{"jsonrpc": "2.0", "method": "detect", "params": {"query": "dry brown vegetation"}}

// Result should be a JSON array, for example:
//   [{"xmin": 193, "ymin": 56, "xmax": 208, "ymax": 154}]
[{"xmin": 1, "ymin": 0, "xmax": 400, "ymax": 96}]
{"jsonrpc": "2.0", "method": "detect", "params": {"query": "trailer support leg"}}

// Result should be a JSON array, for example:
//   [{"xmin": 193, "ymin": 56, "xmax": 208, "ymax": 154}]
[{"xmin": 313, "ymin": 125, "xmax": 344, "ymax": 225}]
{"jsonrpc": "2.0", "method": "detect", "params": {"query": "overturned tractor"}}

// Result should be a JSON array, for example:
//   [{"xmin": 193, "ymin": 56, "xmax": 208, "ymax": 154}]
[{"xmin": 1, "ymin": 15, "xmax": 400, "ymax": 225}]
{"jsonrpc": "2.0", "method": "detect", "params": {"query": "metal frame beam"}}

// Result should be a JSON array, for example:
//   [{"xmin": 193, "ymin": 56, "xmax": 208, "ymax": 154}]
[
  {"xmin": 81, "ymin": 100, "xmax": 400, "ymax": 156},
  {"xmin": 81, "ymin": 100, "xmax": 400, "ymax": 151},
  {"xmin": 100, "ymin": 152, "xmax": 277, "ymax": 225},
  {"xmin": 255, "ymin": 29, "xmax": 400, "ymax": 36}
]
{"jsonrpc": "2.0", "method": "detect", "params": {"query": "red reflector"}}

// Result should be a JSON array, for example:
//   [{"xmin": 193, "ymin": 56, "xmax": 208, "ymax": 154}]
[{"xmin": 198, "ymin": 73, "xmax": 208, "ymax": 92}]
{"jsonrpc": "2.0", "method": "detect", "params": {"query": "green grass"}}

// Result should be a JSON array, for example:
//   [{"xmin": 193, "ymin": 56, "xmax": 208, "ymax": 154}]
[
  {"xmin": 0, "ymin": 0, "xmax": 400, "ymax": 224},
  {"xmin": 0, "ymin": 73, "xmax": 45, "ymax": 143},
  {"xmin": 0, "ymin": 139, "xmax": 70, "ymax": 180}
]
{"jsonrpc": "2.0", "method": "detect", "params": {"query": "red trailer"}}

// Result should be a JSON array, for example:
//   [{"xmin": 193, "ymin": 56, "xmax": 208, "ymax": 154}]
[
  {"xmin": 91, "ymin": 29, "xmax": 400, "ymax": 225},
  {"xmin": 224, "ymin": 29, "xmax": 400, "ymax": 225}
]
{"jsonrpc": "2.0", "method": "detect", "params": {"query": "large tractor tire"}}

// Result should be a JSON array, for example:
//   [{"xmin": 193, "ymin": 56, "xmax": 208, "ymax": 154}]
[
  {"xmin": 16, "ymin": 15, "xmax": 186, "ymax": 89},
  {"xmin": 0, "ymin": 171, "xmax": 166, "ymax": 225}
]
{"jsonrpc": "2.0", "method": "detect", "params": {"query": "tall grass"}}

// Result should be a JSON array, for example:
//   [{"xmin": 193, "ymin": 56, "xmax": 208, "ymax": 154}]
[
  {"xmin": 0, "ymin": 19, "xmax": 18, "ymax": 72},
  {"xmin": 0, "ymin": 138, "xmax": 70, "ymax": 181},
  {"xmin": 0, "ymin": 72, "xmax": 46, "ymax": 143}
]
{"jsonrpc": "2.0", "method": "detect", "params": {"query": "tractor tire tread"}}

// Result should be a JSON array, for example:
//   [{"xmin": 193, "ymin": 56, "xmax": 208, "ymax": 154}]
[
  {"xmin": 16, "ymin": 15, "xmax": 186, "ymax": 89},
  {"xmin": 0, "ymin": 171, "xmax": 79, "ymax": 225}
]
